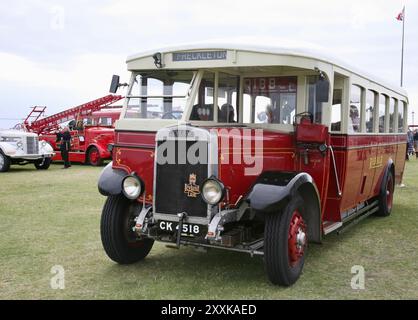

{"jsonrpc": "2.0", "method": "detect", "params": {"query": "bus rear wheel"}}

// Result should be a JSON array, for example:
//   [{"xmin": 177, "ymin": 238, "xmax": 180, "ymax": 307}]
[
  {"xmin": 264, "ymin": 194, "xmax": 307, "ymax": 286},
  {"xmin": 100, "ymin": 195, "xmax": 154, "ymax": 264},
  {"xmin": 376, "ymin": 169, "xmax": 394, "ymax": 217},
  {"xmin": 87, "ymin": 146, "xmax": 103, "ymax": 166}
]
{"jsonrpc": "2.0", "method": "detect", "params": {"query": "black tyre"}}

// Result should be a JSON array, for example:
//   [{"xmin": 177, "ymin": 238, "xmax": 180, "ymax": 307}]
[
  {"xmin": 0, "ymin": 150, "xmax": 11, "ymax": 172},
  {"xmin": 34, "ymin": 157, "xmax": 52, "ymax": 170},
  {"xmin": 376, "ymin": 169, "xmax": 394, "ymax": 217},
  {"xmin": 264, "ymin": 194, "xmax": 307, "ymax": 286},
  {"xmin": 87, "ymin": 146, "xmax": 103, "ymax": 166},
  {"xmin": 101, "ymin": 195, "xmax": 154, "ymax": 264}
]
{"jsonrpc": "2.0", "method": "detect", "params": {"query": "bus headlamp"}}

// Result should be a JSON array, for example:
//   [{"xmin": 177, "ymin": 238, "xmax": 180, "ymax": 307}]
[
  {"xmin": 122, "ymin": 174, "xmax": 144, "ymax": 200},
  {"xmin": 201, "ymin": 178, "xmax": 225, "ymax": 205}
]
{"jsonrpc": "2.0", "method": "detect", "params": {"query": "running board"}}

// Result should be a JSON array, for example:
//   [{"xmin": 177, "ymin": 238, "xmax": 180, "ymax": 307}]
[
  {"xmin": 336, "ymin": 200, "xmax": 379, "ymax": 235},
  {"xmin": 323, "ymin": 200, "xmax": 379, "ymax": 235},
  {"xmin": 323, "ymin": 221, "xmax": 343, "ymax": 235}
]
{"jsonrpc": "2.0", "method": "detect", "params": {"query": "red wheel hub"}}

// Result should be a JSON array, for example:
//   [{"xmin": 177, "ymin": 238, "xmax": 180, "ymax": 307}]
[
  {"xmin": 386, "ymin": 175, "xmax": 394, "ymax": 211},
  {"xmin": 288, "ymin": 211, "xmax": 307, "ymax": 267}
]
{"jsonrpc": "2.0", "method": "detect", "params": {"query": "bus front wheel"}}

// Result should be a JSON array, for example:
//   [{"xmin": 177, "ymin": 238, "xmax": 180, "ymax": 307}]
[
  {"xmin": 100, "ymin": 195, "xmax": 154, "ymax": 264},
  {"xmin": 264, "ymin": 194, "xmax": 307, "ymax": 286}
]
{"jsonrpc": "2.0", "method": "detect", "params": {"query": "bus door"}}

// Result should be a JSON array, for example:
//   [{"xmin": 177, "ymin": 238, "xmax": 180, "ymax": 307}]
[
  {"xmin": 360, "ymin": 92, "xmax": 386, "ymax": 201},
  {"xmin": 356, "ymin": 136, "xmax": 379, "ymax": 204}
]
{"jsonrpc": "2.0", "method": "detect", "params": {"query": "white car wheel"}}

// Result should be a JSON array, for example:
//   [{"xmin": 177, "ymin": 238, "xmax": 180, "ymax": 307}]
[{"xmin": 0, "ymin": 151, "xmax": 11, "ymax": 172}]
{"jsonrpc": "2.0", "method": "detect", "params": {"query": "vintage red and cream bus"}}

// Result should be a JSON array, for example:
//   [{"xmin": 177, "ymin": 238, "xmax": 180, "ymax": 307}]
[{"xmin": 98, "ymin": 44, "xmax": 408, "ymax": 286}]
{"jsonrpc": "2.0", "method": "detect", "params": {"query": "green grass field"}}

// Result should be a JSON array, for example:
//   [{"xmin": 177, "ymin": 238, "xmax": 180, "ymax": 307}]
[{"xmin": 0, "ymin": 161, "xmax": 417, "ymax": 300}]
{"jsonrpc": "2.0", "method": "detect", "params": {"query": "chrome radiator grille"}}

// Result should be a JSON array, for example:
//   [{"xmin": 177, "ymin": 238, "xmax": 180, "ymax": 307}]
[
  {"xmin": 26, "ymin": 136, "xmax": 39, "ymax": 154},
  {"xmin": 155, "ymin": 140, "xmax": 209, "ymax": 218}
]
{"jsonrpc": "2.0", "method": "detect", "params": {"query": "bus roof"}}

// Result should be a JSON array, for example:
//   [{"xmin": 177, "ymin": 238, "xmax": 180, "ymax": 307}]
[{"xmin": 127, "ymin": 40, "xmax": 408, "ymax": 99}]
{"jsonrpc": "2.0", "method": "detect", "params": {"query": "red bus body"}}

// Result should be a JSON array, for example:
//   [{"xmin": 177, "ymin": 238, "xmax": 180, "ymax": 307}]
[{"xmin": 113, "ymin": 128, "xmax": 406, "ymax": 226}]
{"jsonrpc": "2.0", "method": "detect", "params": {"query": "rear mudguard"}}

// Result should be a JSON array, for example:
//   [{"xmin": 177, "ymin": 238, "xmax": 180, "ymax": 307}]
[
  {"xmin": 375, "ymin": 158, "xmax": 395, "ymax": 195},
  {"xmin": 246, "ymin": 171, "xmax": 322, "ymax": 243},
  {"xmin": 98, "ymin": 162, "xmax": 128, "ymax": 196}
]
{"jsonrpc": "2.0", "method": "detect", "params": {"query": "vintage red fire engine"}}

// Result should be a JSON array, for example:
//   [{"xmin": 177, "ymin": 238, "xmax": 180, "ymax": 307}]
[
  {"xmin": 25, "ymin": 95, "xmax": 122, "ymax": 166},
  {"xmin": 98, "ymin": 44, "xmax": 408, "ymax": 285}
]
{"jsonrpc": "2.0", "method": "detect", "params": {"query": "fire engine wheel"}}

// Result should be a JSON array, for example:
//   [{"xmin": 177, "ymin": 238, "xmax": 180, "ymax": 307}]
[
  {"xmin": 34, "ymin": 157, "xmax": 52, "ymax": 170},
  {"xmin": 0, "ymin": 151, "xmax": 11, "ymax": 172},
  {"xmin": 376, "ymin": 169, "xmax": 394, "ymax": 217},
  {"xmin": 87, "ymin": 147, "xmax": 103, "ymax": 166},
  {"xmin": 100, "ymin": 195, "xmax": 154, "ymax": 264},
  {"xmin": 264, "ymin": 194, "xmax": 307, "ymax": 286}
]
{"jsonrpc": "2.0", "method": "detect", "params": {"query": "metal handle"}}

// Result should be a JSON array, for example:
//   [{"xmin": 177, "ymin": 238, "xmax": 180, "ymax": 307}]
[{"xmin": 329, "ymin": 145, "xmax": 342, "ymax": 197}]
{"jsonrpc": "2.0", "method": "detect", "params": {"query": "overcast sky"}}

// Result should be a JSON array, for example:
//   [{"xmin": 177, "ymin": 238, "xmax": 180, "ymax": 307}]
[{"xmin": 0, "ymin": 0, "xmax": 417, "ymax": 129}]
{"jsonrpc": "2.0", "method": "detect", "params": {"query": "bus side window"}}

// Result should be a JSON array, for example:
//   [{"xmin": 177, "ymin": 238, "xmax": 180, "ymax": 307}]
[
  {"xmin": 349, "ymin": 85, "xmax": 362, "ymax": 133},
  {"xmin": 331, "ymin": 89, "xmax": 342, "ymax": 131},
  {"xmin": 398, "ymin": 101, "xmax": 406, "ymax": 133},
  {"xmin": 366, "ymin": 90, "xmax": 376, "ymax": 133},
  {"xmin": 379, "ymin": 94, "xmax": 387, "ymax": 133},
  {"xmin": 389, "ymin": 98, "xmax": 396, "ymax": 133}
]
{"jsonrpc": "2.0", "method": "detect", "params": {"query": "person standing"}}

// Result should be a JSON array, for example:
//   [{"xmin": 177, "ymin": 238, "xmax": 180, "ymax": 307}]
[
  {"xmin": 406, "ymin": 129, "xmax": 415, "ymax": 160},
  {"xmin": 56, "ymin": 126, "xmax": 72, "ymax": 169}
]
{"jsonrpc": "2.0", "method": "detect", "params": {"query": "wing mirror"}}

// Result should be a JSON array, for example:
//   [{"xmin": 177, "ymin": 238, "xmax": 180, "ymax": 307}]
[{"xmin": 109, "ymin": 75, "xmax": 128, "ymax": 93}]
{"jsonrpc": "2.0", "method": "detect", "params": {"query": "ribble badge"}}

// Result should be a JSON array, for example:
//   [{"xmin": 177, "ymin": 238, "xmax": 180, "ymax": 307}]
[{"xmin": 184, "ymin": 173, "xmax": 200, "ymax": 198}]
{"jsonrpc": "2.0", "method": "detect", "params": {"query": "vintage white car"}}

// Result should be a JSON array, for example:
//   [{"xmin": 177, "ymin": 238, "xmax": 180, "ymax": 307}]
[{"xmin": 0, "ymin": 130, "xmax": 55, "ymax": 172}]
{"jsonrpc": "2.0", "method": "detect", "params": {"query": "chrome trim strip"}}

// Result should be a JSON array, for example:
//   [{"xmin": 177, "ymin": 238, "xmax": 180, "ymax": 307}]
[
  {"xmin": 153, "ymin": 213, "xmax": 208, "ymax": 225},
  {"xmin": 333, "ymin": 141, "xmax": 406, "ymax": 151}
]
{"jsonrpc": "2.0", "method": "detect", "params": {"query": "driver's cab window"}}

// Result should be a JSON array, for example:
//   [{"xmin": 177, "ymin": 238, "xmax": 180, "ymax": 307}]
[
  {"xmin": 307, "ymin": 75, "xmax": 329, "ymax": 124},
  {"xmin": 217, "ymin": 73, "xmax": 239, "ymax": 123},
  {"xmin": 125, "ymin": 71, "xmax": 193, "ymax": 119},
  {"xmin": 190, "ymin": 72, "xmax": 215, "ymax": 121},
  {"xmin": 99, "ymin": 117, "xmax": 112, "ymax": 126},
  {"xmin": 243, "ymin": 76, "xmax": 297, "ymax": 124}
]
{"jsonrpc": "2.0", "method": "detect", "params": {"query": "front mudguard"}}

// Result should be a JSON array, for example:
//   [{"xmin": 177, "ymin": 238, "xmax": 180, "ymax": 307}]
[
  {"xmin": 246, "ymin": 172, "xmax": 317, "ymax": 212},
  {"xmin": 98, "ymin": 162, "xmax": 128, "ymax": 196},
  {"xmin": 246, "ymin": 171, "xmax": 322, "ymax": 243}
]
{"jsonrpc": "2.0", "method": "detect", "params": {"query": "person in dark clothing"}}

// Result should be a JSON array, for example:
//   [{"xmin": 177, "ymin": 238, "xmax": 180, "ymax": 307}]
[
  {"xmin": 56, "ymin": 127, "xmax": 72, "ymax": 168},
  {"xmin": 414, "ymin": 130, "xmax": 418, "ymax": 159},
  {"xmin": 406, "ymin": 129, "xmax": 415, "ymax": 161}
]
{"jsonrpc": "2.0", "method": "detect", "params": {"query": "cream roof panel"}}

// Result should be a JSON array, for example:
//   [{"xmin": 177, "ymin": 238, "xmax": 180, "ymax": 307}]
[{"xmin": 126, "ymin": 40, "xmax": 408, "ymax": 99}]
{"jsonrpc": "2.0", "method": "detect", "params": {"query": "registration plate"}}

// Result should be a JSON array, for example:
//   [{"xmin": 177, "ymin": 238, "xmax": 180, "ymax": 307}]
[{"xmin": 158, "ymin": 220, "xmax": 201, "ymax": 235}]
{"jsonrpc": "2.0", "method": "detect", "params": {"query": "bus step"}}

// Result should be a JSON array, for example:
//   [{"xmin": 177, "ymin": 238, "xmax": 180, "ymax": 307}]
[
  {"xmin": 323, "ymin": 221, "xmax": 343, "ymax": 235},
  {"xmin": 337, "ymin": 207, "xmax": 379, "ymax": 235}
]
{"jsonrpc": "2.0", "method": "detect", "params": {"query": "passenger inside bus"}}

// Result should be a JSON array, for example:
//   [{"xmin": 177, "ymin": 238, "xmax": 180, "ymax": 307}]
[
  {"xmin": 348, "ymin": 105, "xmax": 360, "ymax": 133},
  {"xmin": 219, "ymin": 103, "xmax": 236, "ymax": 123},
  {"xmin": 190, "ymin": 104, "xmax": 214, "ymax": 121}
]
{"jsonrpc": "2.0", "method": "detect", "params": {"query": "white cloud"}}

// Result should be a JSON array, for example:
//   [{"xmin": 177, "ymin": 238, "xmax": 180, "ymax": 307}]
[{"xmin": 0, "ymin": 52, "xmax": 129, "ymax": 98}]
